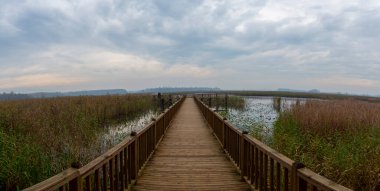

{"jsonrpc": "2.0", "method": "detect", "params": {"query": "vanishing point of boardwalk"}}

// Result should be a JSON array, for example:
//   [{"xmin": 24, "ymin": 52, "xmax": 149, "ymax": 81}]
[{"xmin": 133, "ymin": 98, "xmax": 250, "ymax": 190}]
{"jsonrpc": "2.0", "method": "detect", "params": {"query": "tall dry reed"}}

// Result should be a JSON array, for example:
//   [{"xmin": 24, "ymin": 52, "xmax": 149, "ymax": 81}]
[
  {"xmin": 0, "ymin": 94, "xmax": 157, "ymax": 190},
  {"xmin": 289, "ymin": 99, "xmax": 380, "ymax": 136},
  {"xmin": 274, "ymin": 99, "xmax": 380, "ymax": 190}
]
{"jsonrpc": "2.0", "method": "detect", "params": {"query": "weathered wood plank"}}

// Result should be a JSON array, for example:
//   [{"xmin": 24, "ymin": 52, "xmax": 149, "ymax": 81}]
[{"xmin": 132, "ymin": 98, "xmax": 250, "ymax": 190}]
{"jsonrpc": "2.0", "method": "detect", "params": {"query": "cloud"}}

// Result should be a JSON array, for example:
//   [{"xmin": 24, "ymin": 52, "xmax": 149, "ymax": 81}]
[
  {"xmin": 0, "ymin": 0, "xmax": 380, "ymax": 94},
  {"xmin": 0, "ymin": 44, "xmax": 215, "ymax": 91},
  {"xmin": 316, "ymin": 76, "xmax": 378, "ymax": 88},
  {"xmin": 0, "ymin": 73, "xmax": 89, "ymax": 89}
]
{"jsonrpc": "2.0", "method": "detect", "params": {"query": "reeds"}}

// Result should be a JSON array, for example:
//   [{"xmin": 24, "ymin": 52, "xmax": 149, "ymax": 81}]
[
  {"xmin": 200, "ymin": 95, "xmax": 246, "ymax": 110},
  {"xmin": 289, "ymin": 99, "xmax": 380, "ymax": 136},
  {"xmin": 0, "ymin": 94, "xmax": 157, "ymax": 190},
  {"xmin": 273, "ymin": 99, "xmax": 380, "ymax": 190}
]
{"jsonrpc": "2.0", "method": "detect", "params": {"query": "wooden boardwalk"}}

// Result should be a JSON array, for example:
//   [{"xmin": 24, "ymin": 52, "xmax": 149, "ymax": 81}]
[
  {"xmin": 24, "ymin": 97, "xmax": 352, "ymax": 191},
  {"xmin": 133, "ymin": 98, "xmax": 250, "ymax": 191}
]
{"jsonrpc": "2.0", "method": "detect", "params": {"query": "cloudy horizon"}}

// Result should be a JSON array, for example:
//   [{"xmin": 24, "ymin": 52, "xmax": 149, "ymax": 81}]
[{"xmin": 1, "ymin": 0, "xmax": 380, "ymax": 95}]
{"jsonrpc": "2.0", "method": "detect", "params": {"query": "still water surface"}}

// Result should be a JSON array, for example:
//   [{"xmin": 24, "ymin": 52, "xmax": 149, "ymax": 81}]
[
  {"xmin": 99, "ymin": 110, "xmax": 158, "ymax": 152},
  {"xmin": 220, "ymin": 96, "xmax": 307, "ymax": 143}
]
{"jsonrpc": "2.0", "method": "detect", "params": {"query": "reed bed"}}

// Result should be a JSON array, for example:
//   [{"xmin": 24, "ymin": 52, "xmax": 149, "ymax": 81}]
[
  {"xmin": 0, "ymin": 95, "xmax": 157, "ymax": 190},
  {"xmin": 273, "ymin": 99, "xmax": 380, "ymax": 190},
  {"xmin": 200, "ymin": 95, "xmax": 246, "ymax": 110}
]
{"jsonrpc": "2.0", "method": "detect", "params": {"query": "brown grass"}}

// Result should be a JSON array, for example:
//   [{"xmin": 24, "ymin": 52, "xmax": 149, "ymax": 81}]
[
  {"xmin": 274, "ymin": 99, "xmax": 380, "ymax": 190},
  {"xmin": 0, "ymin": 94, "xmax": 157, "ymax": 190},
  {"xmin": 290, "ymin": 99, "xmax": 380, "ymax": 136}
]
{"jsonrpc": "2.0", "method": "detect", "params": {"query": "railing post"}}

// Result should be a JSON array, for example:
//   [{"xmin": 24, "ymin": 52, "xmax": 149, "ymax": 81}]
[
  {"xmin": 163, "ymin": 115, "xmax": 166, "ymax": 130},
  {"xmin": 130, "ymin": 134, "xmax": 137, "ymax": 180},
  {"xmin": 134, "ymin": 139, "xmax": 139, "ymax": 180},
  {"xmin": 69, "ymin": 176, "xmax": 83, "ymax": 191},
  {"xmin": 222, "ymin": 117, "xmax": 226, "ymax": 149},
  {"xmin": 291, "ymin": 162, "xmax": 305, "ymax": 191},
  {"xmin": 240, "ymin": 131, "xmax": 248, "ymax": 181},
  {"xmin": 212, "ymin": 111, "xmax": 215, "ymax": 131},
  {"xmin": 152, "ymin": 118, "xmax": 157, "ymax": 145}
]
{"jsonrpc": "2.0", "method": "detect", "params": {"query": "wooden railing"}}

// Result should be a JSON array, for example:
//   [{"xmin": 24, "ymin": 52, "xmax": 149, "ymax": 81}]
[
  {"xmin": 24, "ymin": 97, "xmax": 185, "ymax": 191},
  {"xmin": 195, "ymin": 97, "xmax": 352, "ymax": 191}
]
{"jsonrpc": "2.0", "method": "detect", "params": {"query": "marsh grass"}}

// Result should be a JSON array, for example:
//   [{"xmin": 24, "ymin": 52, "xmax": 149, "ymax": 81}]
[
  {"xmin": 200, "ymin": 95, "xmax": 246, "ymax": 110},
  {"xmin": 273, "ymin": 99, "xmax": 380, "ymax": 190},
  {"xmin": 0, "ymin": 94, "xmax": 157, "ymax": 190}
]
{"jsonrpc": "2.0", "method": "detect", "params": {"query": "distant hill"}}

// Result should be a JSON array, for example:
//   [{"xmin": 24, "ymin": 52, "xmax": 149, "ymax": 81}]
[
  {"xmin": 0, "ymin": 92, "xmax": 31, "ymax": 100},
  {"xmin": 29, "ymin": 89, "xmax": 128, "ymax": 98},
  {"xmin": 138, "ymin": 87, "xmax": 221, "ymax": 93},
  {"xmin": 277, "ymin": 88, "xmax": 320, "ymax": 93}
]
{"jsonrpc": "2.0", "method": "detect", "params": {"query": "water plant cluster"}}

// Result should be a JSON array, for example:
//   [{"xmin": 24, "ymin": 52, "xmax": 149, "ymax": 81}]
[
  {"xmin": 273, "ymin": 99, "xmax": 380, "ymax": 190},
  {"xmin": 0, "ymin": 94, "xmax": 158, "ymax": 190}
]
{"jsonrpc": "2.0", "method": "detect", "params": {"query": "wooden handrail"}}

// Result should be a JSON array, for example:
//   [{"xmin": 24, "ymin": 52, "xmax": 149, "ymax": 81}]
[
  {"xmin": 24, "ymin": 97, "xmax": 185, "ymax": 191},
  {"xmin": 194, "ymin": 97, "xmax": 352, "ymax": 191},
  {"xmin": 23, "ymin": 168, "xmax": 79, "ymax": 191}
]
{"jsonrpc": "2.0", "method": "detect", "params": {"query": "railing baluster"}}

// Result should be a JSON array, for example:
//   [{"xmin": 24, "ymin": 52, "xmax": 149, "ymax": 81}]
[
  {"xmin": 116, "ymin": 155, "xmax": 120, "ymax": 191},
  {"xmin": 128, "ymin": 145, "xmax": 133, "ymax": 184},
  {"xmin": 264, "ymin": 154, "xmax": 268, "ymax": 190},
  {"xmin": 270, "ymin": 158, "xmax": 274, "ymax": 191},
  {"xmin": 250, "ymin": 145, "xmax": 255, "ymax": 185},
  {"xmin": 124, "ymin": 148, "xmax": 129, "ymax": 187},
  {"xmin": 299, "ymin": 177, "xmax": 307, "ymax": 191},
  {"xmin": 255, "ymin": 147, "xmax": 259, "ymax": 189},
  {"xmin": 109, "ymin": 158, "xmax": 114, "ymax": 191},
  {"xmin": 85, "ymin": 175, "xmax": 92, "ymax": 191},
  {"xmin": 276, "ymin": 162, "xmax": 281, "ymax": 191},
  {"xmin": 284, "ymin": 167, "xmax": 289, "ymax": 191},
  {"xmin": 102, "ymin": 164, "xmax": 107, "ymax": 191},
  {"xmin": 69, "ymin": 177, "xmax": 82, "ymax": 191},
  {"xmin": 119, "ymin": 151, "xmax": 124, "ymax": 191},
  {"xmin": 95, "ymin": 169, "xmax": 100, "ymax": 191}
]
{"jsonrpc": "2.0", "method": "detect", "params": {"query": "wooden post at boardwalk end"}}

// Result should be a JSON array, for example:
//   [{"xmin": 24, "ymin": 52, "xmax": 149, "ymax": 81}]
[{"xmin": 291, "ymin": 161, "xmax": 305, "ymax": 191}]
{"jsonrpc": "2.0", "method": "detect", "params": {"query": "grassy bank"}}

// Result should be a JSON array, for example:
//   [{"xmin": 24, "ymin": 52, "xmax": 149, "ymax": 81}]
[
  {"xmin": 273, "ymin": 99, "xmax": 380, "ymax": 190},
  {"xmin": 0, "ymin": 95, "xmax": 157, "ymax": 190}
]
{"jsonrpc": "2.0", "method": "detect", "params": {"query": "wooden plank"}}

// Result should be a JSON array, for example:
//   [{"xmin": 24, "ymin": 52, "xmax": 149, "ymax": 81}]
[{"xmin": 132, "ymin": 98, "xmax": 249, "ymax": 190}]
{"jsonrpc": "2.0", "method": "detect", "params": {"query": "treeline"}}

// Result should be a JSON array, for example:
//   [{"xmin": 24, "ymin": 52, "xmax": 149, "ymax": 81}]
[{"xmin": 0, "ymin": 92, "xmax": 31, "ymax": 100}]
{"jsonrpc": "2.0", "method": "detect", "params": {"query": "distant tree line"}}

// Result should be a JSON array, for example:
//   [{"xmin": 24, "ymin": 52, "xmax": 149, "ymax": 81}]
[{"xmin": 0, "ymin": 92, "xmax": 31, "ymax": 100}]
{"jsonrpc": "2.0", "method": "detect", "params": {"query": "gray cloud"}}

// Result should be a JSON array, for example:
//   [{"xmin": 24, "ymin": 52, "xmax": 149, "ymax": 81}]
[{"xmin": 0, "ymin": 0, "xmax": 380, "ymax": 94}]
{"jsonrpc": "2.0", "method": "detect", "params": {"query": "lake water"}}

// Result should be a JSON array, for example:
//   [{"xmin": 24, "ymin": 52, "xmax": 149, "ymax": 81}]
[
  {"xmin": 99, "ymin": 110, "xmax": 158, "ymax": 152},
  {"xmin": 220, "ymin": 96, "xmax": 307, "ymax": 144}
]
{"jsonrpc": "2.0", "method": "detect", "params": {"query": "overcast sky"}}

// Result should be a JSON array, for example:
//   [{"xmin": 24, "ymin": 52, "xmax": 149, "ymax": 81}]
[{"xmin": 1, "ymin": 0, "xmax": 380, "ymax": 94}]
